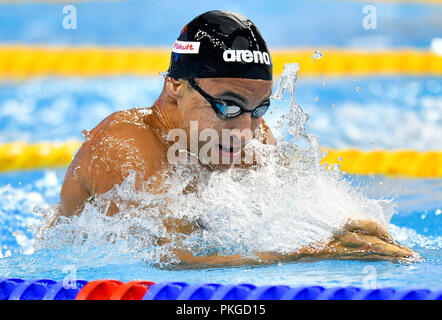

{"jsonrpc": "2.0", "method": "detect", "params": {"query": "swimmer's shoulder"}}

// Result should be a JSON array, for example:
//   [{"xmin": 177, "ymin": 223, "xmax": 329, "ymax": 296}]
[
  {"xmin": 86, "ymin": 107, "xmax": 157, "ymax": 140},
  {"xmin": 67, "ymin": 107, "xmax": 166, "ymax": 194},
  {"xmin": 83, "ymin": 107, "xmax": 166, "ymax": 162},
  {"xmin": 60, "ymin": 107, "xmax": 160, "ymax": 217}
]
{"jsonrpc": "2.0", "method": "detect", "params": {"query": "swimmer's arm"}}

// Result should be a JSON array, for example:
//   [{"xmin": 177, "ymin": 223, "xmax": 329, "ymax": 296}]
[
  {"xmin": 172, "ymin": 249, "xmax": 298, "ymax": 268},
  {"xmin": 59, "ymin": 155, "xmax": 91, "ymax": 218},
  {"xmin": 172, "ymin": 219, "xmax": 417, "ymax": 269},
  {"xmin": 173, "ymin": 244, "xmax": 413, "ymax": 269}
]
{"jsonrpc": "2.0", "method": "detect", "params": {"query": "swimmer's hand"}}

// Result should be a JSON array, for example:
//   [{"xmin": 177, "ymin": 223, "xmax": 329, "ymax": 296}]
[
  {"xmin": 317, "ymin": 219, "xmax": 418, "ymax": 261},
  {"xmin": 169, "ymin": 219, "xmax": 417, "ymax": 269}
]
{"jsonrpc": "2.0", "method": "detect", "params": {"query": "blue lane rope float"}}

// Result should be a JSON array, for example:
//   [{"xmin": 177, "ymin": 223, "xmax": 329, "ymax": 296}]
[
  {"xmin": 142, "ymin": 283, "xmax": 442, "ymax": 300},
  {"xmin": 8, "ymin": 279, "xmax": 57, "ymax": 300},
  {"xmin": 316, "ymin": 286, "xmax": 363, "ymax": 300},
  {"xmin": 42, "ymin": 280, "xmax": 88, "ymax": 300},
  {"xmin": 355, "ymin": 288, "xmax": 397, "ymax": 300},
  {"xmin": 142, "ymin": 282, "xmax": 189, "ymax": 300},
  {"xmin": 176, "ymin": 283, "xmax": 223, "ymax": 300},
  {"xmin": 280, "ymin": 286, "xmax": 325, "ymax": 300},
  {"xmin": 0, "ymin": 278, "xmax": 25, "ymax": 300},
  {"xmin": 246, "ymin": 285, "xmax": 291, "ymax": 300},
  {"xmin": 209, "ymin": 284, "xmax": 257, "ymax": 300},
  {"xmin": 0, "ymin": 278, "xmax": 88, "ymax": 300},
  {"xmin": 394, "ymin": 289, "xmax": 432, "ymax": 300},
  {"xmin": 426, "ymin": 290, "xmax": 442, "ymax": 300},
  {"xmin": 1, "ymin": 279, "xmax": 441, "ymax": 300}
]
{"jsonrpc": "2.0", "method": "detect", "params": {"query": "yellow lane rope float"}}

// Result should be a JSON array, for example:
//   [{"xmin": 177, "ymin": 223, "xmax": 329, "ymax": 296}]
[
  {"xmin": 0, "ymin": 46, "xmax": 440, "ymax": 78},
  {"xmin": 0, "ymin": 141, "xmax": 81, "ymax": 172},
  {"xmin": 0, "ymin": 141, "xmax": 441, "ymax": 177},
  {"xmin": 322, "ymin": 148, "xmax": 442, "ymax": 178}
]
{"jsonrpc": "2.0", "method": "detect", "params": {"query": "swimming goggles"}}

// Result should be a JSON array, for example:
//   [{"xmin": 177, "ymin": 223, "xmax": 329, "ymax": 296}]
[{"xmin": 188, "ymin": 78, "xmax": 270, "ymax": 120}]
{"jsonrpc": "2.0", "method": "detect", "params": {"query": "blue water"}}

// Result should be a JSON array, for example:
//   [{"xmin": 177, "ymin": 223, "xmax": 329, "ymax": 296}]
[
  {"xmin": 0, "ymin": 76, "xmax": 441, "ymax": 150},
  {"xmin": 0, "ymin": 168, "xmax": 440, "ymax": 288},
  {"xmin": 0, "ymin": 0, "xmax": 441, "ymax": 48},
  {"xmin": 0, "ymin": 75, "xmax": 440, "ymax": 289}
]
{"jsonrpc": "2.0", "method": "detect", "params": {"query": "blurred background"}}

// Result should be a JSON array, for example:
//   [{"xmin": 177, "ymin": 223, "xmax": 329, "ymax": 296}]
[{"xmin": 0, "ymin": 0, "xmax": 440, "ymax": 48}]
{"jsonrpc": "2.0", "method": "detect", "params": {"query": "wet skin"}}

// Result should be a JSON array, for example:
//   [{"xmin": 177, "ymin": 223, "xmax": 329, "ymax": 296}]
[{"xmin": 57, "ymin": 76, "xmax": 416, "ymax": 268}]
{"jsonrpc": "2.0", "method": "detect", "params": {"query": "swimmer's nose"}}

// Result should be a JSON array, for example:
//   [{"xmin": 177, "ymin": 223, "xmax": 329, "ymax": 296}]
[
  {"xmin": 218, "ymin": 113, "xmax": 254, "ymax": 148},
  {"xmin": 229, "ymin": 134, "xmax": 243, "ymax": 149},
  {"xmin": 226, "ymin": 112, "xmax": 253, "ymax": 130},
  {"xmin": 220, "ymin": 129, "xmax": 252, "ymax": 151}
]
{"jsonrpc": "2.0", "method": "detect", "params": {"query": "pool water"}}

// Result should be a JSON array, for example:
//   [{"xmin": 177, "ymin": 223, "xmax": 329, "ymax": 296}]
[
  {"xmin": 1, "ymin": 76, "xmax": 440, "ymax": 149},
  {"xmin": 0, "ymin": 168, "xmax": 440, "ymax": 288},
  {"xmin": 1, "ymin": 0, "xmax": 440, "ymax": 48},
  {"xmin": 0, "ymin": 76, "xmax": 440, "ymax": 289}
]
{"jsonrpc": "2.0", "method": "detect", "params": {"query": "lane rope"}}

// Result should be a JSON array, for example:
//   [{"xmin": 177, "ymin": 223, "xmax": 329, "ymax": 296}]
[
  {"xmin": 0, "ymin": 46, "xmax": 440, "ymax": 78},
  {"xmin": 0, "ymin": 141, "xmax": 440, "ymax": 177},
  {"xmin": 322, "ymin": 148, "xmax": 442, "ymax": 178},
  {"xmin": 0, "ymin": 141, "xmax": 81, "ymax": 172},
  {"xmin": 1, "ymin": 278, "xmax": 441, "ymax": 300}
]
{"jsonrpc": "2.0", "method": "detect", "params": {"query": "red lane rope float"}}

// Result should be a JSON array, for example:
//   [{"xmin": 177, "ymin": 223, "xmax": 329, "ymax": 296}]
[
  {"xmin": 75, "ymin": 280, "xmax": 123, "ymax": 300},
  {"xmin": 109, "ymin": 281, "xmax": 155, "ymax": 300},
  {"xmin": 75, "ymin": 279, "xmax": 155, "ymax": 300}
]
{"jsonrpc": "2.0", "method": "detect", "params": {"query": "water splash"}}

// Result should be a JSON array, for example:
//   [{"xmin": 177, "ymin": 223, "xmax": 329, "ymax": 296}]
[
  {"xmin": 271, "ymin": 63, "xmax": 321, "ymax": 168},
  {"xmin": 32, "ymin": 63, "xmax": 395, "ymax": 268},
  {"xmin": 311, "ymin": 51, "xmax": 323, "ymax": 61},
  {"xmin": 158, "ymin": 71, "xmax": 168, "ymax": 78}
]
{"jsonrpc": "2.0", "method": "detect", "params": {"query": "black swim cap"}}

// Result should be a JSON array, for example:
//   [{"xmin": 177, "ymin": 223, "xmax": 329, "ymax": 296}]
[{"xmin": 168, "ymin": 10, "xmax": 272, "ymax": 81}]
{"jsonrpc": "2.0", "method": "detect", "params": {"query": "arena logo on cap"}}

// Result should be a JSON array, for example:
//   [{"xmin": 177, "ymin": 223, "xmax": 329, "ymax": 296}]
[
  {"xmin": 172, "ymin": 41, "xmax": 200, "ymax": 54},
  {"xmin": 223, "ymin": 49, "xmax": 271, "ymax": 65}
]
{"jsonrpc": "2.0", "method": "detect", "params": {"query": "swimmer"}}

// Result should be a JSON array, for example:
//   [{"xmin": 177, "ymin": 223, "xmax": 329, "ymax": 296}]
[{"xmin": 57, "ymin": 10, "xmax": 415, "ymax": 267}]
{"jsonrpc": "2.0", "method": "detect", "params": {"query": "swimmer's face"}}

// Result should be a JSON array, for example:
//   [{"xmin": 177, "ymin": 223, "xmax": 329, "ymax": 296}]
[{"xmin": 176, "ymin": 77, "xmax": 272, "ymax": 167}]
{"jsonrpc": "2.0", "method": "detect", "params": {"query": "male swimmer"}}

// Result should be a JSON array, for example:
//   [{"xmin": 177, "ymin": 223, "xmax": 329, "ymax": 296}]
[{"xmin": 57, "ymin": 10, "xmax": 415, "ymax": 267}]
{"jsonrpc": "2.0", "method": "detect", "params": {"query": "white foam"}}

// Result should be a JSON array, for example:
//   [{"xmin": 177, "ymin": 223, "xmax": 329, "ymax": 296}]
[{"xmin": 389, "ymin": 224, "xmax": 442, "ymax": 250}]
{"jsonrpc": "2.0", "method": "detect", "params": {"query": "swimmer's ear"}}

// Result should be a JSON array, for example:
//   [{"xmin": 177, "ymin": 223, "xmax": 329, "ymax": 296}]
[{"xmin": 165, "ymin": 76, "xmax": 187, "ymax": 100}]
